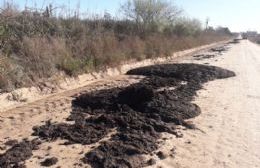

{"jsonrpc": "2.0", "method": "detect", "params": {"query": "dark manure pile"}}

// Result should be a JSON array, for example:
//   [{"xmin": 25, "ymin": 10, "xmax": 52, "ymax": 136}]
[
  {"xmin": 210, "ymin": 46, "xmax": 228, "ymax": 53},
  {"xmin": 193, "ymin": 54, "xmax": 216, "ymax": 60},
  {"xmin": 40, "ymin": 157, "xmax": 58, "ymax": 167},
  {"xmin": 126, "ymin": 64, "xmax": 235, "ymax": 82},
  {"xmin": 0, "ymin": 139, "xmax": 41, "ymax": 168},
  {"xmin": 27, "ymin": 63, "xmax": 235, "ymax": 168},
  {"xmin": 228, "ymin": 39, "xmax": 241, "ymax": 44}
]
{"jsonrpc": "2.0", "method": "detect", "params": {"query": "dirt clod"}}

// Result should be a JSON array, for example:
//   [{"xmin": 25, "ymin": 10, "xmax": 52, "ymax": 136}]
[
  {"xmin": 156, "ymin": 151, "xmax": 167, "ymax": 160},
  {"xmin": 40, "ymin": 157, "xmax": 58, "ymax": 167},
  {"xmin": 32, "ymin": 120, "xmax": 109, "ymax": 145},
  {"xmin": 147, "ymin": 158, "xmax": 156, "ymax": 165},
  {"xmin": 210, "ymin": 46, "xmax": 228, "ymax": 53},
  {"xmin": 0, "ymin": 139, "xmax": 41, "ymax": 168},
  {"xmin": 193, "ymin": 54, "xmax": 216, "ymax": 60},
  {"xmin": 4, "ymin": 140, "xmax": 18, "ymax": 146}
]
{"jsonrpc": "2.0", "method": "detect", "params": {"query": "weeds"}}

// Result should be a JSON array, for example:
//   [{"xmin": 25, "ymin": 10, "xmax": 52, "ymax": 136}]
[{"xmin": 0, "ymin": 2, "xmax": 232, "ymax": 92}]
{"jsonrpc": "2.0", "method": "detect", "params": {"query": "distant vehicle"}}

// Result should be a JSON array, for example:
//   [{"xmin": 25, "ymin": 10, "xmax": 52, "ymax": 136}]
[{"xmin": 242, "ymin": 34, "xmax": 248, "ymax": 39}]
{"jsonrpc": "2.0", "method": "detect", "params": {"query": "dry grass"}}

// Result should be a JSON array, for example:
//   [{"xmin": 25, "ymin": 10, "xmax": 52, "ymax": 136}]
[
  {"xmin": 0, "ymin": 7, "xmax": 231, "ymax": 92},
  {"xmin": 249, "ymin": 36, "xmax": 260, "ymax": 44}
]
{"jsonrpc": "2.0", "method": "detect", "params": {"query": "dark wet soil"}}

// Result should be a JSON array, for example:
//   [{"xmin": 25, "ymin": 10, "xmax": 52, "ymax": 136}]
[
  {"xmin": 228, "ymin": 39, "xmax": 241, "ymax": 44},
  {"xmin": 32, "ymin": 120, "xmax": 110, "ymax": 145},
  {"xmin": 0, "ymin": 139, "xmax": 41, "ymax": 168},
  {"xmin": 193, "ymin": 54, "xmax": 216, "ymax": 60},
  {"xmin": 156, "ymin": 151, "xmax": 167, "ymax": 160},
  {"xmin": 4, "ymin": 140, "xmax": 19, "ymax": 147},
  {"xmin": 126, "ymin": 64, "xmax": 235, "ymax": 83},
  {"xmin": 210, "ymin": 46, "xmax": 228, "ymax": 53},
  {"xmin": 40, "ymin": 157, "xmax": 58, "ymax": 167},
  {"xmin": 33, "ymin": 63, "xmax": 235, "ymax": 167},
  {"xmin": 0, "ymin": 63, "xmax": 236, "ymax": 168}
]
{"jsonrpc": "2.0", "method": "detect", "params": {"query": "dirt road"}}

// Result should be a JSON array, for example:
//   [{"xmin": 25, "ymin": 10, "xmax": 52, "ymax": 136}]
[
  {"xmin": 153, "ymin": 40, "xmax": 260, "ymax": 168},
  {"xmin": 0, "ymin": 40, "xmax": 259, "ymax": 167}
]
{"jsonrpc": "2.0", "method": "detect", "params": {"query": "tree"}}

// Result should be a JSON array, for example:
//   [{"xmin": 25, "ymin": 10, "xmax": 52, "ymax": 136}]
[
  {"xmin": 120, "ymin": 0, "xmax": 182, "ymax": 32},
  {"xmin": 216, "ymin": 27, "xmax": 232, "ymax": 35},
  {"xmin": 173, "ymin": 18, "xmax": 202, "ymax": 37}
]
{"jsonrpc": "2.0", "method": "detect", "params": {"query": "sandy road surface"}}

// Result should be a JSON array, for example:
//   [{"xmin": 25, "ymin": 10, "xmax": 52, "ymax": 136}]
[
  {"xmin": 152, "ymin": 40, "xmax": 260, "ymax": 168},
  {"xmin": 0, "ymin": 40, "xmax": 260, "ymax": 167}
]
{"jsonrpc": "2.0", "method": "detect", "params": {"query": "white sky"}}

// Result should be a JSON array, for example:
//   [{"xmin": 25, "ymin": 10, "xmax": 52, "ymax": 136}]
[{"xmin": 10, "ymin": 0, "xmax": 260, "ymax": 33}]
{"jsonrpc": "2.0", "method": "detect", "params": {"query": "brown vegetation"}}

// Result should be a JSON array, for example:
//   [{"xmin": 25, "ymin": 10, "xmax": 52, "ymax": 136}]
[
  {"xmin": 0, "ymin": 0, "xmax": 232, "ymax": 92},
  {"xmin": 248, "ymin": 36, "xmax": 260, "ymax": 44}
]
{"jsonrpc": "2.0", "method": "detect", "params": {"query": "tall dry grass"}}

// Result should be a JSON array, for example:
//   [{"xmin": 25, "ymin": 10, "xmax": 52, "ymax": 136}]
[{"xmin": 0, "ymin": 4, "xmax": 232, "ymax": 92}]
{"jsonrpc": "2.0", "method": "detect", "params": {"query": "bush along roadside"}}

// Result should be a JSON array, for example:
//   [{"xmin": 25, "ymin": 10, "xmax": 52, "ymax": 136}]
[{"xmin": 0, "ymin": 0, "xmax": 233, "ymax": 93}]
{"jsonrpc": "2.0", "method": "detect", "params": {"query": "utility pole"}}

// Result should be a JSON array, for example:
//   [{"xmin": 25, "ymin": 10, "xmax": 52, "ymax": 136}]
[{"xmin": 206, "ymin": 17, "xmax": 210, "ymax": 30}]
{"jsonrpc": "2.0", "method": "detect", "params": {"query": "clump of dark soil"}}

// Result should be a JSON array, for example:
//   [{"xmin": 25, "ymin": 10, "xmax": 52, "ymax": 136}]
[
  {"xmin": 156, "ymin": 151, "xmax": 167, "ymax": 160},
  {"xmin": 31, "ymin": 63, "xmax": 235, "ymax": 168},
  {"xmin": 228, "ymin": 39, "xmax": 240, "ymax": 44},
  {"xmin": 126, "ymin": 64, "xmax": 235, "ymax": 82},
  {"xmin": 147, "ymin": 158, "xmax": 156, "ymax": 166},
  {"xmin": 4, "ymin": 140, "xmax": 18, "ymax": 146},
  {"xmin": 193, "ymin": 54, "xmax": 216, "ymax": 60},
  {"xmin": 210, "ymin": 46, "xmax": 228, "ymax": 53},
  {"xmin": 40, "ymin": 157, "xmax": 58, "ymax": 167},
  {"xmin": 82, "ymin": 140, "xmax": 147, "ymax": 168},
  {"xmin": 32, "ymin": 120, "xmax": 109, "ymax": 145},
  {"xmin": 0, "ymin": 139, "xmax": 41, "ymax": 168}
]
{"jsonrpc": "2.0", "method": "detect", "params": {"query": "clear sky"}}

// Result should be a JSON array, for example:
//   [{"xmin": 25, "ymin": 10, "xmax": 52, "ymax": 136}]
[
  {"xmin": 176, "ymin": 0, "xmax": 260, "ymax": 33},
  {"xmin": 3, "ymin": 0, "xmax": 260, "ymax": 32}
]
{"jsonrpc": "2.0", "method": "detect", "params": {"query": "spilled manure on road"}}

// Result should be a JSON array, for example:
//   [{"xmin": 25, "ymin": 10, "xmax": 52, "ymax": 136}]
[{"xmin": 0, "ymin": 63, "xmax": 236, "ymax": 168}]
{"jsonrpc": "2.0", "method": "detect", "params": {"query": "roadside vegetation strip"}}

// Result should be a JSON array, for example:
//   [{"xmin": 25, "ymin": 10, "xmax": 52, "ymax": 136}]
[
  {"xmin": 0, "ymin": 63, "xmax": 236, "ymax": 168},
  {"xmin": 0, "ymin": 0, "xmax": 232, "ymax": 93}
]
